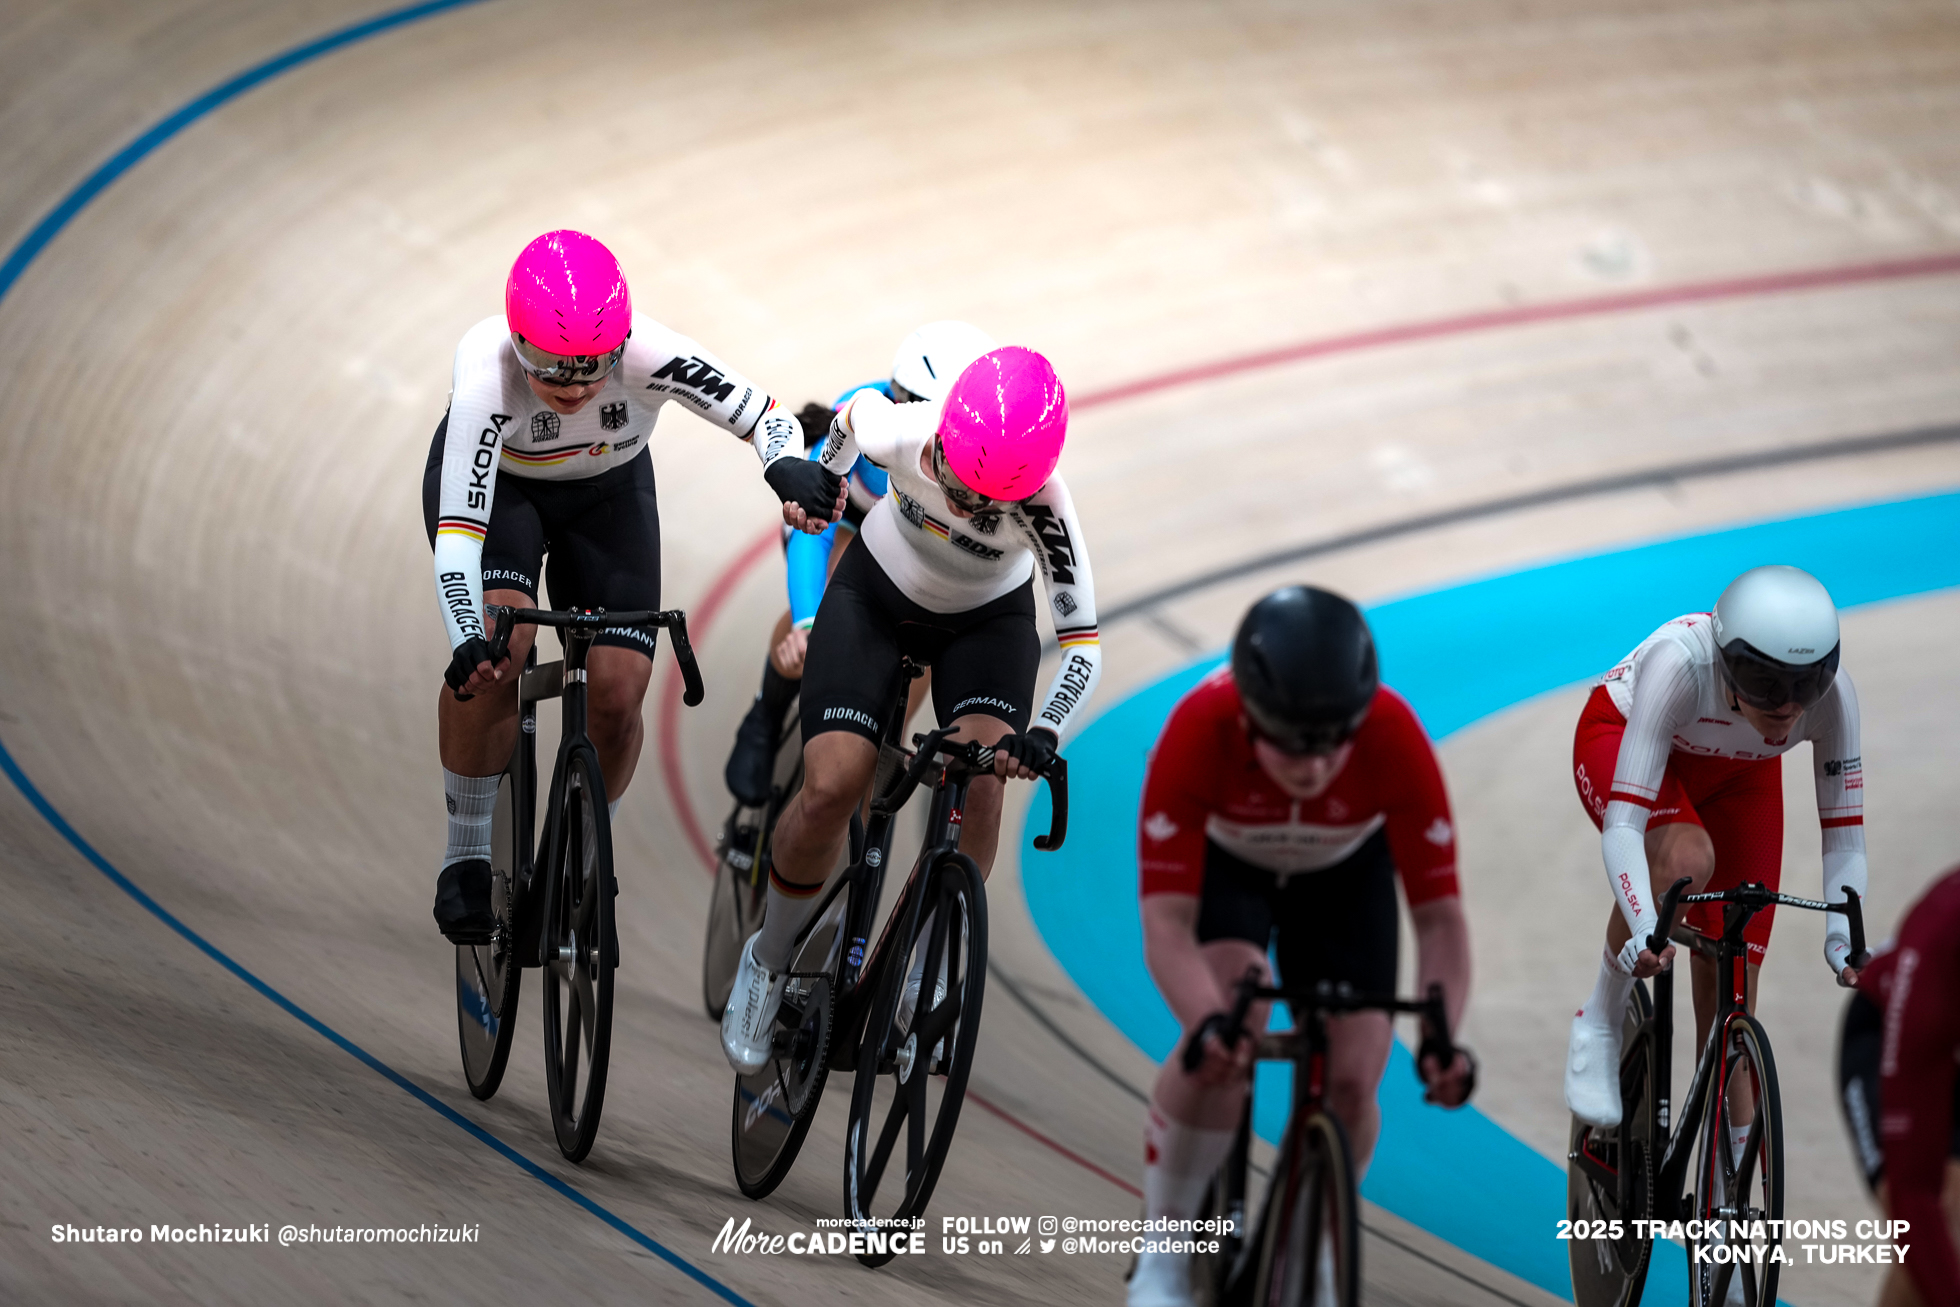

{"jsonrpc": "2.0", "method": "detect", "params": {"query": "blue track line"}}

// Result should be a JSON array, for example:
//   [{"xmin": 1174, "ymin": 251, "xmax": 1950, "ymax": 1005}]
[{"xmin": 0, "ymin": 4, "xmax": 749, "ymax": 1300}]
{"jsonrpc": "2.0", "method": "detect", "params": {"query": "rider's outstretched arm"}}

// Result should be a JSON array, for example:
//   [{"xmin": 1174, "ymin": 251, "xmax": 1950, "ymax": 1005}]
[
  {"xmin": 1011, "ymin": 475, "xmax": 1102, "ymax": 744},
  {"xmin": 1808, "ymin": 671, "xmax": 1868, "ymax": 979},
  {"xmin": 1373, "ymin": 691, "xmax": 1470, "ymax": 1031}
]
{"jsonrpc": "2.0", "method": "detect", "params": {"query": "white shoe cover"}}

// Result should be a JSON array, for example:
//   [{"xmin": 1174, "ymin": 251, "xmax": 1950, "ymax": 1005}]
[
  {"xmin": 1127, "ymin": 1245, "xmax": 1195, "ymax": 1307},
  {"xmin": 721, "ymin": 933, "xmax": 786, "ymax": 1075},
  {"xmin": 1564, "ymin": 1011, "xmax": 1624, "ymax": 1128}
]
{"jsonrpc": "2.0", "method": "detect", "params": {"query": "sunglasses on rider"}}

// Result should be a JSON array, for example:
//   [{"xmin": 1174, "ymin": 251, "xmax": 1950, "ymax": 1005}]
[
  {"xmin": 513, "ymin": 333, "xmax": 629, "ymax": 387},
  {"xmin": 1244, "ymin": 708, "xmax": 1364, "ymax": 758}
]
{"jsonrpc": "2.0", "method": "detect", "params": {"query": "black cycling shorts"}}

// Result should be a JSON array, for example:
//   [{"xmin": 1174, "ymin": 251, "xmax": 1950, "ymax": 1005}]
[
  {"xmin": 800, "ymin": 540, "xmax": 1038, "ymax": 744},
  {"xmin": 1196, "ymin": 828, "xmax": 1400, "ymax": 996},
  {"xmin": 1838, "ymin": 990, "xmax": 1960, "ymax": 1193},
  {"xmin": 422, "ymin": 414, "xmax": 662, "ymax": 657}
]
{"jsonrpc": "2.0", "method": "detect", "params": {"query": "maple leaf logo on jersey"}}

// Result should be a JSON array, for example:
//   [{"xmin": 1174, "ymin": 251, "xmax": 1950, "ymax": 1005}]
[
  {"xmin": 1143, "ymin": 812, "xmax": 1179, "ymax": 842},
  {"xmin": 1423, "ymin": 817, "xmax": 1453, "ymax": 846}
]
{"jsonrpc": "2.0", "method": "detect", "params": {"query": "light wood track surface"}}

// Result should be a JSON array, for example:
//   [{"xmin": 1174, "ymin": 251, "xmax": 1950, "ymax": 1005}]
[{"xmin": 1, "ymin": 2, "xmax": 1956, "ymax": 1304}]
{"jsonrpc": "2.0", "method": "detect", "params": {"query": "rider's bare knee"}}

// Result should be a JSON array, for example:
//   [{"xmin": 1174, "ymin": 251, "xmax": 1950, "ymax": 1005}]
[
  {"xmin": 1327, "ymin": 1072, "xmax": 1372, "ymax": 1124},
  {"xmin": 1651, "ymin": 827, "xmax": 1715, "ymax": 890},
  {"xmin": 798, "ymin": 762, "xmax": 865, "ymax": 827}
]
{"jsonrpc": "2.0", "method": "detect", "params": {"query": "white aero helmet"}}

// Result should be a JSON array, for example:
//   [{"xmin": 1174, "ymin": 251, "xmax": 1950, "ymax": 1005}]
[
  {"xmin": 890, "ymin": 320, "xmax": 997, "ymax": 404},
  {"xmin": 1710, "ymin": 565, "xmax": 1841, "ymax": 711}
]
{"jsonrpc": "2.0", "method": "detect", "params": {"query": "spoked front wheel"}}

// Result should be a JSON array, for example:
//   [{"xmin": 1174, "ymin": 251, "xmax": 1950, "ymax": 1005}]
[
  {"xmin": 455, "ymin": 766, "xmax": 524, "ymax": 1099},
  {"xmin": 731, "ymin": 880, "xmax": 852, "ymax": 1199},
  {"xmin": 1252, "ymin": 1107, "xmax": 1359, "ymax": 1307},
  {"xmin": 1567, "ymin": 979, "xmax": 1658, "ymax": 1307},
  {"xmin": 540, "ymin": 744, "xmax": 615, "ymax": 1163},
  {"xmin": 843, "ymin": 854, "xmax": 987, "ymax": 1264},
  {"xmin": 1689, "ymin": 1014, "xmax": 1783, "ymax": 1307}
]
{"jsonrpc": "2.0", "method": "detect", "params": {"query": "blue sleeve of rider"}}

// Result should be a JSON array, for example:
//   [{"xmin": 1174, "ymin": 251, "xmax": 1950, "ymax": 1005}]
[{"xmin": 786, "ymin": 521, "xmax": 835, "ymax": 627}]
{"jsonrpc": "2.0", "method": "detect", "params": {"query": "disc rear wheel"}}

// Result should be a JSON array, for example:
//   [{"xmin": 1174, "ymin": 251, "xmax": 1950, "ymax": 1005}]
[
  {"xmin": 703, "ymin": 704, "xmax": 804, "ymax": 1018},
  {"xmin": 540, "ymin": 746, "xmax": 614, "ymax": 1163},
  {"xmin": 1567, "ymin": 979, "xmax": 1657, "ymax": 1307},
  {"xmin": 732, "ymin": 881, "xmax": 850, "ymax": 1198}
]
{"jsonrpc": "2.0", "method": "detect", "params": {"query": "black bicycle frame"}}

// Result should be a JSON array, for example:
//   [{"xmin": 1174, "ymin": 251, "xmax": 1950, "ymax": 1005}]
[
  {"xmin": 780, "ymin": 661, "xmax": 1067, "ymax": 1068},
  {"xmin": 1575, "ymin": 877, "xmax": 1869, "ymax": 1219},
  {"xmin": 481, "ymin": 603, "xmax": 704, "ymax": 968}
]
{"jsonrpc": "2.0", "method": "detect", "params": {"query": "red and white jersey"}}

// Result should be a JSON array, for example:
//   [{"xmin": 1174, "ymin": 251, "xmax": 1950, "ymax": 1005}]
[
  {"xmin": 1138, "ymin": 668, "xmax": 1459, "ymax": 905},
  {"xmin": 1595, "ymin": 612, "xmax": 1867, "ymax": 960},
  {"xmin": 1597, "ymin": 613, "xmax": 1863, "ymax": 828}
]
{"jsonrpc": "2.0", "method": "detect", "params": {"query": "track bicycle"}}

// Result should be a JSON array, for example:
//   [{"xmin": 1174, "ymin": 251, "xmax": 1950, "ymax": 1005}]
[
  {"xmin": 728, "ymin": 659, "xmax": 1068, "ymax": 1266},
  {"xmin": 1566, "ymin": 878, "xmax": 1869, "ymax": 1307},
  {"xmin": 452, "ymin": 603, "xmax": 705, "ymax": 1162},
  {"xmin": 1187, "ymin": 973, "xmax": 1465, "ymax": 1307}
]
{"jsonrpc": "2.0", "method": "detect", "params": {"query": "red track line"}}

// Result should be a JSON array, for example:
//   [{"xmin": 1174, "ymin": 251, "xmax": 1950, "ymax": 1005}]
[
  {"xmin": 657, "ymin": 526, "xmax": 782, "ymax": 871},
  {"xmin": 965, "ymin": 1091, "xmax": 1143, "ymax": 1198},
  {"xmin": 1072, "ymin": 250, "xmax": 1960, "ymax": 410}
]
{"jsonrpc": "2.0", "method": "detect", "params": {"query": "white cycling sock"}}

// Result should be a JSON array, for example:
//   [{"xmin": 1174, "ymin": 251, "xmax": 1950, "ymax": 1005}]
[
  {"xmin": 443, "ymin": 769, "xmax": 499, "ymax": 867},
  {"xmin": 1579, "ymin": 948, "xmax": 1634, "ymax": 1028},
  {"xmin": 1729, "ymin": 1123, "xmax": 1751, "ymax": 1162},
  {"xmin": 754, "ymin": 870, "xmax": 826, "ymax": 971},
  {"xmin": 1143, "ymin": 1107, "xmax": 1237, "ymax": 1221}
]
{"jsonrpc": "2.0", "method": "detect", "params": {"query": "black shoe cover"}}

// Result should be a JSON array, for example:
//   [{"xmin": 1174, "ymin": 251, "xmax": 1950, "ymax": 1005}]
[
  {"xmin": 723, "ymin": 699, "xmax": 779, "ymax": 807},
  {"xmin": 434, "ymin": 858, "xmax": 495, "ymax": 945}
]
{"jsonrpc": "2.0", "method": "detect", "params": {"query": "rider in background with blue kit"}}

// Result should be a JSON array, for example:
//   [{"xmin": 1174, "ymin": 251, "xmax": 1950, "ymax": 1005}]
[{"xmin": 721, "ymin": 321, "xmax": 998, "ymax": 806}]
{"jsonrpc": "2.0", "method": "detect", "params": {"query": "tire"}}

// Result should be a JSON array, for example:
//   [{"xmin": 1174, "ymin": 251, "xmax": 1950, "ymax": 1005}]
[
  {"xmin": 1192, "ymin": 1114, "xmax": 1251, "ymax": 1306},
  {"xmin": 702, "ymin": 704, "xmax": 804, "ymax": 1019},
  {"xmin": 1567, "ymin": 979, "xmax": 1658, "ymax": 1307},
  {"xmin": 842, "ymin": 854, "xmax": 987, "ymax": 1265},
  {"xmin": 1250, "ymin": 1108, "xmax": 1359, "ymax": 1307},
  {"xmin": 539, "ymin": 744, "xmax": 615, "ymax": 1163},
  {"xmin": 1688, "ymin": 1015, "xmax": 1783, "ymax": 1307},
  {"xmin": 455, "ymin": 767, "xmax": 524, "ymax": 1100},
  {"xmin": 732, "ymin": 880, "xmax": 853, "ymax": 1199}
]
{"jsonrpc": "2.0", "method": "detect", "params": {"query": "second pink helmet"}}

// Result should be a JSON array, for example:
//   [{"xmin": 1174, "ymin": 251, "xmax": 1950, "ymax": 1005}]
[
  {"xmin": 935, "ymin": 346, "xmax": 1068, "ymax": 503},
  {"xmin": 505, "ymin": 230, "xmax": 632, "ymax": 381}
]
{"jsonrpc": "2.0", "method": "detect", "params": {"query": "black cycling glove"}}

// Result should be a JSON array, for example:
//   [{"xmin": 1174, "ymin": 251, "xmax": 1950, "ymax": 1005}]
[
  {"xmin": 994, "ymin": 727, "xmax": 1060, "ymax": 775},
  {"xmin": 444, "ymin": 636, "xmax": 495, "ymax": 700},
  {"xmin": 763, "ymin": 457, "xmax": 843, "ymax": 524}
]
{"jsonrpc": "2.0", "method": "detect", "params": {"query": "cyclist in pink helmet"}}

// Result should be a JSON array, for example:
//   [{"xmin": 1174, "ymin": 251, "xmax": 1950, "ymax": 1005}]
[
  {"xmin": 424, "ymin": 229, "xmax": 844, "ymax": 944},
  {"xmin": 934, "ymin": 345, "xmax": 1069, "ymax": 504},
  {"xmin": 721, "ymin": 344, "xmax": 1105, "ymax": 1075},
  {"xmin": 504, "ymin": 229, "xmax": 633, "ymax": 380}
]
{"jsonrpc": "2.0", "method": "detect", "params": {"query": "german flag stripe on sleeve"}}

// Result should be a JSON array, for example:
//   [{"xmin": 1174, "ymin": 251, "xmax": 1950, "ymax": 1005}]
[
  {"xmin": 1057, "ymin": 625, "xmax": 1100, "ymax": 649},
  {"xmin": 437, "ymin": 517, "xmax": 487, "ymax": 540}
]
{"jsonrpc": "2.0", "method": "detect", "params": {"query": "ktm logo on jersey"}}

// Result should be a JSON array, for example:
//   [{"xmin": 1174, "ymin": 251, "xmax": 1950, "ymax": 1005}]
[
  {"xmin": 649, "ymin": 355, "xmax": 736, "ymax": 402},
  {"xmin": 1021, "ymin": 503, "xmax": 1076, "ymax": 584}
]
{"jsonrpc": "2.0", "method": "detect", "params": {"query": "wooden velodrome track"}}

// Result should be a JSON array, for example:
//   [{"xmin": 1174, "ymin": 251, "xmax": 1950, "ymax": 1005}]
[{"xmin": 1, "ymin": 2, "xmax": 1956, "ymax": 1303}]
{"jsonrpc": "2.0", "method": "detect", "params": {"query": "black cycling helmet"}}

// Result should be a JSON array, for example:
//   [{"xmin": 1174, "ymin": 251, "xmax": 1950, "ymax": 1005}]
[{"xmin": 1230, "ymin": 585, "xmax": 1379, "ymax": 755}]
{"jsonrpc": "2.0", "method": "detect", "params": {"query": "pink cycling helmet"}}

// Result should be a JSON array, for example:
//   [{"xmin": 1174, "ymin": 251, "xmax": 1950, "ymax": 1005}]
[
  {"xmin": 935, "ymin": 346, "xmax": 1068, "ymax": 503},
  {"xmin": 504, "ymin": 230, "xmax": 632, "ymax": 382}
]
